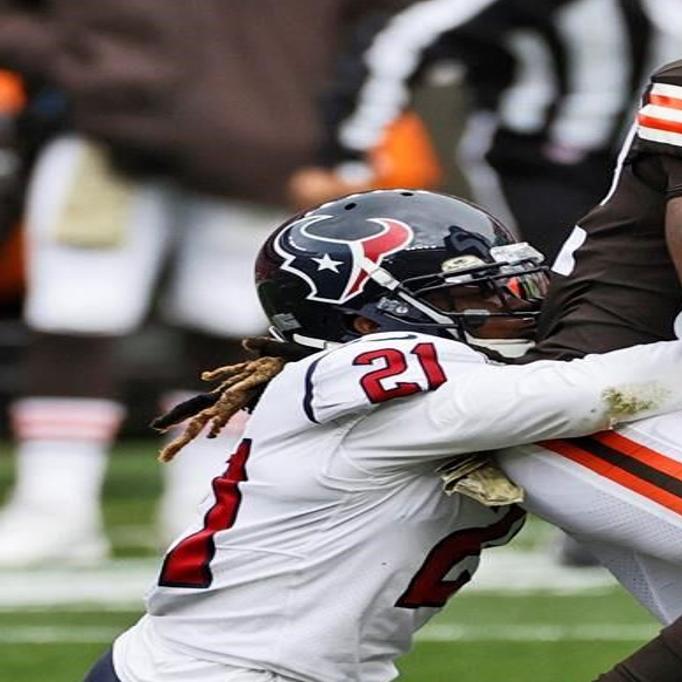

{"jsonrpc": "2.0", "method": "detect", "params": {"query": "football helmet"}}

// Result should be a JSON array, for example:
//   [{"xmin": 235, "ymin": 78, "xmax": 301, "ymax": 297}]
[{"xmin": 255, "ymin": 189, "xmax": 548, "ymax": 356}]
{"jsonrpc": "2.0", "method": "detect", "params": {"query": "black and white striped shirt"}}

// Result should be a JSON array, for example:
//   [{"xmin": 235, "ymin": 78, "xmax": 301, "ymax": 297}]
[{"xmin": 322, "ymin": 0, "xmax": 682, "ymax": 171}]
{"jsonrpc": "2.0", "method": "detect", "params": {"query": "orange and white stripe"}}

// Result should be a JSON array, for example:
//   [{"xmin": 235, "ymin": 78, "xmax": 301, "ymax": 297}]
[
  {"xmin": 10, "ymin": 397, "xmax": 125, "ymax": 442},
  {"xmin": 542, "ymin": 430, "xmax": 682, "ymax": 516},
  {"xmin": 637, "ymin": 82, "xmax": 682, "ymax": 148}
]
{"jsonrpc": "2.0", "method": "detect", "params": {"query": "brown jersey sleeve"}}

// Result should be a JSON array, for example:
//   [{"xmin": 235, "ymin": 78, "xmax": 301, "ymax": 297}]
[
  {"xmin": 660, "ymin": 154, "xmax": 682, "ymax": 199},
  {"xmin": 526, "ymin": 62, "xmax": 682, "ymax": 363},
  {"xmin": 629, "ymin": 153, "xmax": 682, "ymax": 200},
  {"xmin": 634, "ymin": 60, "xmax": 682, "ymax": 158}
]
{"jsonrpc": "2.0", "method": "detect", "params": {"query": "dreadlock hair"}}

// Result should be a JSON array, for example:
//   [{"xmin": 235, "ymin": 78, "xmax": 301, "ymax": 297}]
[{"xmin": 152, "ymin": 337, "xmax": 314, "ymax": 463}]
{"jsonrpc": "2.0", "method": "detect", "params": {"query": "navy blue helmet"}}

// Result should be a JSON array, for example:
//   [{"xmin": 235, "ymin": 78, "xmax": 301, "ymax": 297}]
[{"xmin": 255, "ymin": 190, "xmax": 547, "ymax": 350}]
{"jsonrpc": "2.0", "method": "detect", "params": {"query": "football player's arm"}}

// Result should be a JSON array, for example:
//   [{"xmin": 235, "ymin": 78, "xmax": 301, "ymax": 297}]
[
  {"xmin": 346, "ymin": 339, "xmax": 682, "ymax": 465},
  {"xmin": 666, "ymin": 196, "xmax": 682, "ymax": 283},
  {"xmin": 663, "ymin": 155, "xmax": 682, "ymax": 284},
  {"xmin": 638, "ymin": 62, "xmax": 682, "ymax": 284}
]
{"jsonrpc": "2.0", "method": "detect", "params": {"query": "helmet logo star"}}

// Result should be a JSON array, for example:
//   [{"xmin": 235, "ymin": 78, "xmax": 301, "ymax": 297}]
[{"xmin": 312, "ymin": 253, "xmax": 344, "ymax": 273}]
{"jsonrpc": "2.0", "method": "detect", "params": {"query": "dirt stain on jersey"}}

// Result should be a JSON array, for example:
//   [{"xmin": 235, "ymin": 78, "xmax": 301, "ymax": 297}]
[{"xmin": 602, "ymin": 383, "xmax": 671, "ymax": 424}]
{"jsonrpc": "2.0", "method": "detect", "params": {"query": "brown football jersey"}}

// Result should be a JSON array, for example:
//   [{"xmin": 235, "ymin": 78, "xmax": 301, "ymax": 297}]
[{"xmin": 526, "ymin": 60, "xmax": 682, "ymax": 361}]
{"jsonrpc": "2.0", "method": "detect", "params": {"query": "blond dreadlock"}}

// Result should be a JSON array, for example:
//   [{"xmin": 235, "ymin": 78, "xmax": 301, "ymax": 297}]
[{"xmin": 152, "ymin": 337, "xmax": 312, "ymax": 462}]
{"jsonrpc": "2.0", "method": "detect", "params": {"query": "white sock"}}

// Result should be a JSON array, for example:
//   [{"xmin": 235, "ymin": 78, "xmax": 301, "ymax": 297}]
[{"xmin": 8, "ymin": 397, "xmax": 125, "ymax": 513}]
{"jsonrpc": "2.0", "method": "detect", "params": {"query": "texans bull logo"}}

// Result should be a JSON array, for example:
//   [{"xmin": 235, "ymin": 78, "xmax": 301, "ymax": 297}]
[{"xmin": 274, "ymin": 214, "xmax": 414, "ymax": 304}]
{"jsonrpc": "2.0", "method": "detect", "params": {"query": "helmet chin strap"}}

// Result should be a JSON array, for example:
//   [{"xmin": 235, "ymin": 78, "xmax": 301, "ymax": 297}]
[
  {"xmin": 269, "ymin": 326, "xmax": 340, "ymax": 351},
  {"xmin": 466, "ymin": 335, "xmax": 535, "ymax": 359},
  {"xmin": 291, "ymin": 333, "xmax": 341, "ymax": 350}
]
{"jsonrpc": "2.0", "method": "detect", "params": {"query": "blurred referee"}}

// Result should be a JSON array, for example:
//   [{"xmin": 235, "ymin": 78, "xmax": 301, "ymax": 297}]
[{"xmin": 291, "ymin": 0, "xmax": 682, "ymax": 262}]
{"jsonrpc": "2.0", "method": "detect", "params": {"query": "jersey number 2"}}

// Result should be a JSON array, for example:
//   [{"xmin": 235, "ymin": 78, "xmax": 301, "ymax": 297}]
[
  {"xmin": 395, "ymin": 505, "xmax": 526, "ymax": 608},
  {"xmin": 353, "ymin": 342, "xmax": 447, "ymax": 403},
  {"xmin": 158, "ymin": 438, "xmax": 251, "ymax": 589}
]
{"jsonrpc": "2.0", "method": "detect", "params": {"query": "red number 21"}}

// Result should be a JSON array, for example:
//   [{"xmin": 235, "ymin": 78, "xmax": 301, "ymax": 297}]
[{"xmin": 353, "ymin": 342, "xmax": 447, "ymax": 403}]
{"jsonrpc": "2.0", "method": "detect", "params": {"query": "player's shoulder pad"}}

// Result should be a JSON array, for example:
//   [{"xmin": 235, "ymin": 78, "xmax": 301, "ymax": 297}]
[
  {"xmin": 302, "ymin": 331, "xmax": 484, "ymax": 424},
  {"xmin": 635, "ymin": 60, "xmax": 682, "ymax": 154}
]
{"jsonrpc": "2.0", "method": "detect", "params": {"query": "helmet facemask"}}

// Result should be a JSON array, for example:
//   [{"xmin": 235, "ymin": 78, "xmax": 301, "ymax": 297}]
[{"xmin": 357, "ymin": 242, "xmax": 549, "ymax": 357}]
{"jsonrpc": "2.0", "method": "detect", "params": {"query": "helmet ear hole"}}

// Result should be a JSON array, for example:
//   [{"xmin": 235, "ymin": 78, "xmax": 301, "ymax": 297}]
[{"xmin": 351, "ymin": 316, "xmax": 380, "ymax": 335}]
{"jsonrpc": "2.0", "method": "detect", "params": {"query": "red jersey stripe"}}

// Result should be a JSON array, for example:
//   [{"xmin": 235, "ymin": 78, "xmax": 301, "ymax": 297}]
[
  {"xmin": 638, "ymin": 113, "xmax": 682, "ymax": 135},
  {"xmin": 649, "ymin": 93, "xmax": 682, "ymax": 110}
]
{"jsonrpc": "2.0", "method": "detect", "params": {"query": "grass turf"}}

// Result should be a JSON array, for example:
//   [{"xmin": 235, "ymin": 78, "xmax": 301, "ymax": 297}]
[{"xmin": 0, "ymin": 441, "xmax": 657, "ymax": 682}]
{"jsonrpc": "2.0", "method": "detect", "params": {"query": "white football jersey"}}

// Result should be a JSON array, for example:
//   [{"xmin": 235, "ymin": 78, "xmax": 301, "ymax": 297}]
[{"xmin": 121, "ymin": 332, "xmax": 682, "ymax": 682}]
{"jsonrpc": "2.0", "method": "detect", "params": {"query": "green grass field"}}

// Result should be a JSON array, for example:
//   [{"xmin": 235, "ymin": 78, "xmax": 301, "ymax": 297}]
[{"xmin": 0, "ymin": 441, "xmax": 658, "ymax": 682}]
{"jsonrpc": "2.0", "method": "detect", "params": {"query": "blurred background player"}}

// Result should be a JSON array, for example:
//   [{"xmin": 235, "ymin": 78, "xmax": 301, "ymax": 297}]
[
  {"xmin": 0, "ymin": 69, "xmax": 26, "ymax": 321},
  {"xmin": 0, "ymin": 69, "xmax": 31, "ymax": 445},
  {"xmin": 290, "ymin": 0, "xmax": 682, "ymax": 263},
  {"xmin": 0, "ymin": 0, "xmax": 421, "ymax": 567}
]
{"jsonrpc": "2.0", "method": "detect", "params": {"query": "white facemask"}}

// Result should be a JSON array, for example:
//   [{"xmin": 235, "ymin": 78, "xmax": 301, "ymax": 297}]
[{"xmin": 466, "ymin": 334, "xmax": 535, "ymax": 359}]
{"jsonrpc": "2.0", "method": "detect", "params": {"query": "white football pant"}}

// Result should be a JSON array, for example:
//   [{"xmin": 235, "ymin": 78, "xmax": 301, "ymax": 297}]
[
  {"xmin": 498, "ymin": 411, "xmax": 682, "ymax": 623},
  {"xmin": 24, "ymin": 134, "xmax": 281, "ymax": 337}
]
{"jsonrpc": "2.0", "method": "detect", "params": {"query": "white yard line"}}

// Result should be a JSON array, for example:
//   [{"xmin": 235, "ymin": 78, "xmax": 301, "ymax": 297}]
[
  {"xmin": 0, "ymin": 558, "xmax": 155, "ymax": 609},
  {"xmin": 0, "ymin": 626, "xmax": 122, "ymax": 644},
  {"xmin": 465, "ymin": 547, "xmax": 616, "ymax": 593},
  {"xmin": 417, "ymin": 623, "xmax": 657, "ymax": 642},
  {"xmin": 0, "ymin": 623, "xmax": 656, "ymax": 645}
]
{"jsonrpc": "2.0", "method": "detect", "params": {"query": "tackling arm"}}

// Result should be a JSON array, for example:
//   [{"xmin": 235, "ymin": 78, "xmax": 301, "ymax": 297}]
[
  {"xmin": 434, "ymin": 340, "xmax": 682, "ymax": 453},
  {"xmin": 347, "ymin": 339, "xmax": 682, "ymax": 465}
]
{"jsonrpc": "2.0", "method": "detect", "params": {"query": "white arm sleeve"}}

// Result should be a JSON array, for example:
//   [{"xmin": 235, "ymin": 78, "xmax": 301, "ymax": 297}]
[{"xmin": 345, "ymin": 340, "xmax": 682, "ymax": 468}]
